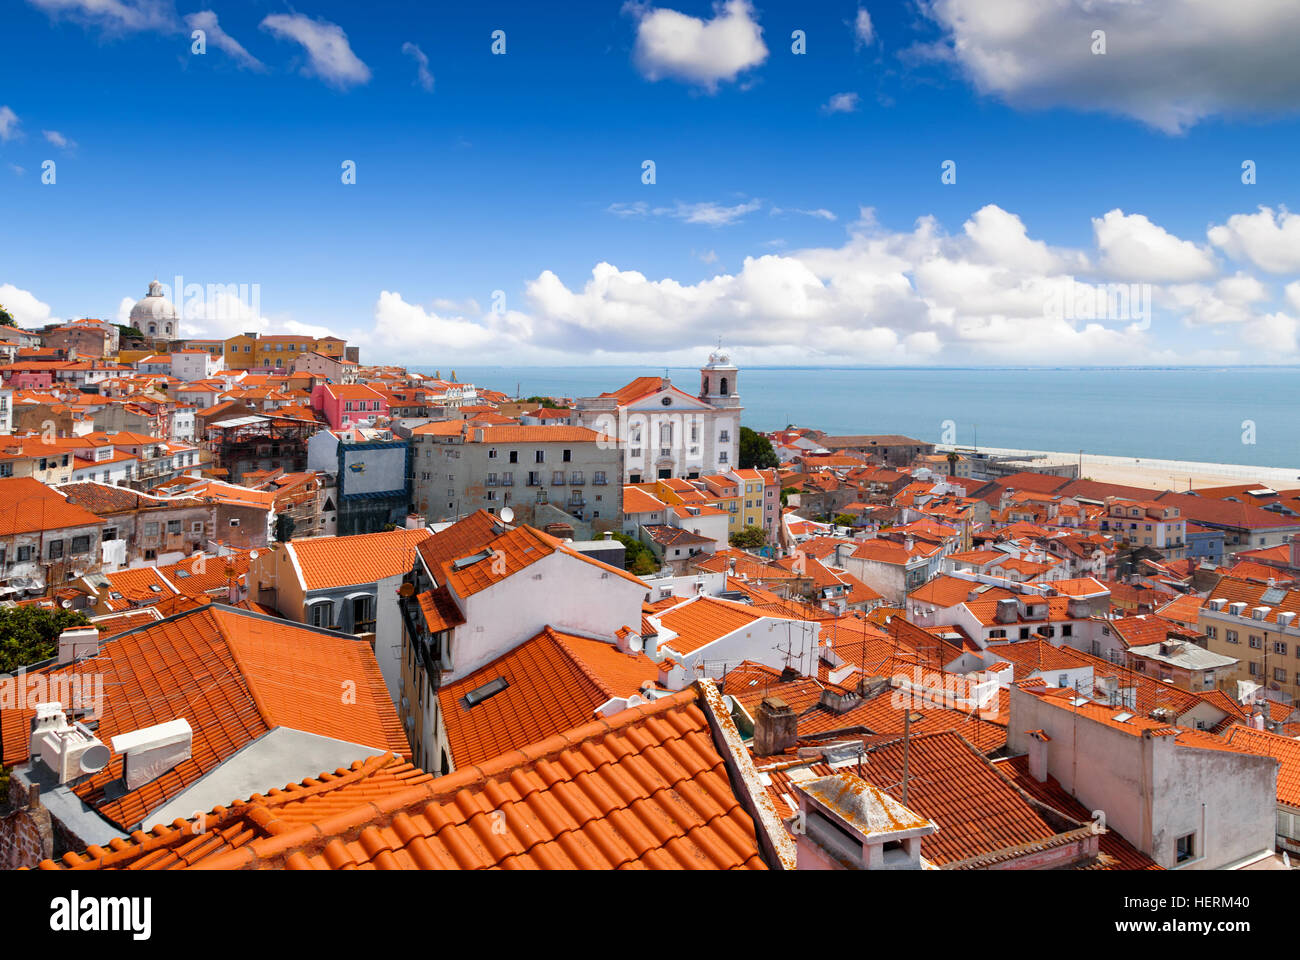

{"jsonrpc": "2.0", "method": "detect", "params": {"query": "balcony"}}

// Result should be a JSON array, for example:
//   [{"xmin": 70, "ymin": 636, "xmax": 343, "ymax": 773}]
[{"xmin": 569, "ymin": 474, "xmax": 585, "ymax": 485}]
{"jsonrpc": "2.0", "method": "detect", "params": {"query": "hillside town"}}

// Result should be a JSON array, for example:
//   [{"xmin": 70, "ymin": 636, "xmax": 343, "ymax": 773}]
[{"xmin": 0, "ymin": 288, "xmax": 1297, "ymax": 873}]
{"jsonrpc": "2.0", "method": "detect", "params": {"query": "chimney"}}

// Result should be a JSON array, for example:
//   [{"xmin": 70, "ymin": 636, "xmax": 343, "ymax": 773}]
[
  {"xmin": 1026, "ymin": 729, "xmax": 1050, "ymax": 783},
  {"xmin": 753, "ymin": 696, "xmax": 798, "ymax": 756},
  {"xmin": 615, "ymin": 627, "xmax": 641, "ymax": 656},
  {"xmin": 110, "ymin": 718, "xmax": 193, "ymax": 791},
  {"xmin": 995, "ymin": 597, "xmax": 1019, "ymax": 624},
  {"xmin": 57, "ymin": 627, "xmax": 99, "ymax": 665},
  {"xmin": 818, "ymin": 687, "xmax": 859, "ymax": 714},
  {"xmin": 29, "ymin": 702, "xmax": 110, "ymax": 786},
  {"xmin": 791, "ymin": 772, "xmax": 936, "ymax": 871}
]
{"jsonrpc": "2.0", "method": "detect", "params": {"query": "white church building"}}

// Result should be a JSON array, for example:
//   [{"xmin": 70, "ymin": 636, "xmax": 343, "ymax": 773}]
[
  {"xmin": 128, "ymin": 279, "xmax": 180, "ymax": 341},
  {"xmin": 573, "ymin": 351, "xmax": 743, "ymax": 483}
]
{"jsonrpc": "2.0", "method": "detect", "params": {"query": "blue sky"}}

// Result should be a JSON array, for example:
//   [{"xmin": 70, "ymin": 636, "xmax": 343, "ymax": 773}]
[{"xmin": 3, "ymin": 0, "xmax": 1300, "ymax": 366}]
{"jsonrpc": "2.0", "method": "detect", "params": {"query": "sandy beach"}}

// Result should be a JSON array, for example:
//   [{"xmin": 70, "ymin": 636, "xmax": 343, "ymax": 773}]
[{"xmin": 938, "ymin": 445, "xmax": 1300, "ymax": 493}]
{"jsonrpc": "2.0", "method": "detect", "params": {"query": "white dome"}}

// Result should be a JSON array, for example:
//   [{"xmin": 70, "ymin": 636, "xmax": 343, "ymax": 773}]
[{"xmin": 130, "ymin": 280, "xmax": 178, "ymax": 335}]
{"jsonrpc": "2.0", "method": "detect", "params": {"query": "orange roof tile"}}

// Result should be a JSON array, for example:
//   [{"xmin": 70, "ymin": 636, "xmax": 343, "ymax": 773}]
[
  {"xmin": 437, "ymin": 626, "xmax": 659, "ymax": 767},
  {"xmin": 0, "ymin": 605, "xmax": 408, "ymax": 833},
  {"xmin": 1222, "ymin": 725, "xmax": 1300, "ymax": 808},
  {"xmin": 42, "ymin": 683, "xmax": 782, "ymax": 870},
  {"xmin": 0, "ymin": 477, "xmax": 106, "ymax": 535},
  {"xmin": 289, "ymin": 527, "xmax": 432, "ymax": 591}
]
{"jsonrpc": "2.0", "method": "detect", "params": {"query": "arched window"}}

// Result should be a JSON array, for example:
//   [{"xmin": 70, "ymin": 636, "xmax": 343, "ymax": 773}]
[
  {"xmin": 719, "ymin": 376, "xmax": 728, "ymax": 396},
  {"xmin": 148, "ymin": 324, "xmax": 156, "ymax": 335}
]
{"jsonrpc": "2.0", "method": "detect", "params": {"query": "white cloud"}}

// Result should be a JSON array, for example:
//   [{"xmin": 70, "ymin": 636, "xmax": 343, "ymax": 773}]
[
  {"xmin": 261, "ymin": 13, "xmax": 370, "ymax": 89},
  {"xmin": 0, "ymin": 106, "xmax": 20, "ymax": 141},
  {"xmin": 920, "ymin": 0, "xmax": 1300, "ymax": 133},
  {"xmin": 1166, "ymin": 272, "xmax": 1269, "ymax": 327},
  {"xmin": 1208, "ymin": 206, "xmax": 1300, "ymax": 274},
  {"xmin": 42, "ymin": 129, "xmax": 76, "ymax": 151},
  {"xmin": 0, "ymin": 284, "xmax": 58, "ymax": 327},
  {"xmin": 822, "ymin": 92, "xmax": 860, "ymax": 114},
  {"xmin": 1286, "ymin": 281, "xmax": 1300, "ymax": 314},
  {"xmin": 853, "ymin": 7, "xmax": 874, "ymax": 47},
  {"xmin": 608, "ymin": 198, "xmax": 763, "ymax": 226},
  {"xmin": 185, "ymin": 10, "xmax": 264, "ymax": 70},
  {"xmin": 26, "ymin": 0, "xmax": 177, "ymax": 33},
  {"xmin": 401, "ymin": 42, "xmax": 434, "ymax": 92},
  {"xmin": 1092, "ymin": 209, "xmax": 1216, "ymax": 282},
  {"xmin": 626, "ymin": 0, "xmax": 767, "ymax": 91},
  {"xmin": 366, "ymin": 203, "xmax": 1295, "ymax": 366}
]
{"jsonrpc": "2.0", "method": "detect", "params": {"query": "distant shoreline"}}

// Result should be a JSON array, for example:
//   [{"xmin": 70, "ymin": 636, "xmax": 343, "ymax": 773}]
[{"xmin": 938, "ymin": 445, "xmax": 1300, "ymax": 492}]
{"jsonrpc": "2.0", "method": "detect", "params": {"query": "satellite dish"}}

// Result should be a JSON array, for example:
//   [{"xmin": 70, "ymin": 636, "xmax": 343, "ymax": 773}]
[
  {"xmin": 499, "ymin": 507, "xmax": 515, "ymax": 523},
  {"xmin": 249, "ymin": 550, "xmax": 259, "ymax": 560},
  {"xmin": 61, "ymin": 599, "xmax": 72, "ymax": 609}
]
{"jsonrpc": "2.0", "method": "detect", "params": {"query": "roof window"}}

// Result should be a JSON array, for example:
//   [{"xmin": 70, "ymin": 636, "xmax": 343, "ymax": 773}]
[{"xmin": 464, "ymin": 676, "xmax": 509, "ymax": 708}]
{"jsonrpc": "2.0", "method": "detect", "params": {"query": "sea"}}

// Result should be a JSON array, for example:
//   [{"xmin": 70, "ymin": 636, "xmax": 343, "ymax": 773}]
[{"xmin": 412, "ymin": 366, "xmax": 1300, "ymax": 471}]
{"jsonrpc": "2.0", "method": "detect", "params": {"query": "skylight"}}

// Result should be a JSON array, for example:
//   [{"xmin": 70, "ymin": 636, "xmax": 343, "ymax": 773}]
[
  {"xmin": 464, "ymin": 676, "xmax": 509, "ymax": 707},
  {"xmin": 451, "ymin": 549, "xmax": 494, "ymax": 571}
]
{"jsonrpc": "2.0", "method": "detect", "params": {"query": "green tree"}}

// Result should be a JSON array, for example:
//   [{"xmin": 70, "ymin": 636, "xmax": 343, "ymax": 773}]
[
  {"xmin": 612, "ymin": 532, "xmax": 660, "ymax": 576},
  {"xmin": 0, "ymin": 304, "xmax": 15, "ymax": 328},
  {"xmin": 728, "ymin": 525, "xmax": 767, "ymax": 549},
  {"xmin": 0, "ymin": 606, "xmax": 91, "ymax": 675},
  {"xmin": 833, "ymin": 513, "xmax": 856, "ymax": 527},
  {"xmin": 738, "ymin": 427, "xmax": 779, "ymax": 470},
  {"xmin": 780, "ymin": 486, "xmax": 798, "ymax": 507},
  {"xmin": 523, "ymin": 396, "xmax": 561, "ymax": 409},
  {"xmin": 275, "ymin": 513, "xmax": 296, "ymax": 542}
]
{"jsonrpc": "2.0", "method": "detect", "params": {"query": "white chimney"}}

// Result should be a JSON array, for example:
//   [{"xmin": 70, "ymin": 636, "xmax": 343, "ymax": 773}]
[
  {"xmin": 1026, "ymin": 730, "xmax": 1050, "ymax": 783},
  {"xmin": 110, "ymin": 718, "xmax": 193, "ymax": 791},
  {"xmin": 29, "ymin": 702, "xmax": 110, "ymax": 785},
  {"xmin": 57, "ymin": 627, "xmax": 99, "ymax": 665}
]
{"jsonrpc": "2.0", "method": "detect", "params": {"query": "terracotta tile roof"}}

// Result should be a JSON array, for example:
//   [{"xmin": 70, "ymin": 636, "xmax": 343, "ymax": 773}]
[
  {"xmin": 846, "ymin": 731, "xmax": 1060, "ymax": 865},
  {"xmin": 909, "ymin": 575, "xmax": 1015, "ymax": 609},
  {"xmin": 415, "ymin": 587, "xmax": 465, "ymax": 632},
  {"xmin": 158, "ymin": 550, "xmax": 253, "ymax": 599},
  {"xmin": 797, "ymin": 682, "xmax": 1008, "ymax": 752},
  {"xmin": 622, "ymin": 485, "xmax": 669, "ymax": 514},
  {"xmin": 992, "ymin": 639, "xmax": 1092, "ymax": 680},
  {"xmin": 438, "ymin": 626, "xmax": 659, "ymax": 767},
  {"xmin": 88, "ymin": 607, "xmax": 164, "ymax": 636},
  {"xmin": 289, "ymin": 527, "xmax": 432, "ymax": 591},
  {"xmin": 655, "ymin": 595, "xmax": 804, "ymax": 656},
  {"xmin": 416, "ymin": 509, "xmax": 508, "ymax": 575},
  {"xmin": 992, "ymin": 756, "xmax": 1161, "ymax": 869},
  {"xmin": 1106, "ymin": 614, "xmax": 1199, "ymax": 650},
  {"xmin": 0, "ymin": 477, "xmax": 106, "ymax": 535},
  {"xmin": 1017, "ymin": 684, "xmax": 1181, "ymax": 737},
  {"xmin": 1222, "ymin": 725, "xmax": 1300, "ymax": 808},
  {"xmin": 44, "ymin": 683, "xmax": 783, "ymax": 870},
  {"xmin": 0, "ymin": 605, "xmax": 408, "ymax": 833},
  {"xmin": 724, "ymin": 662, "xmax": 854, "ymax": 716},
  {"xmin": 96, "ymin": 565, "xmax": 181, "ymax": 610},
  {"xmin": 439, "ymin": 523, "xmax": 645, "ymax": 598},
  {"xmin": 692, "ymin": 549, "xmax": 797, "ymax": 581}
]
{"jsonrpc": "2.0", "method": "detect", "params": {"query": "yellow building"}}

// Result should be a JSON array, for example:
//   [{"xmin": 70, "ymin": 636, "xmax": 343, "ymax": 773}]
[{"xmin": 222, "ymin": 333, "xmax": 347, "ymax": 371}]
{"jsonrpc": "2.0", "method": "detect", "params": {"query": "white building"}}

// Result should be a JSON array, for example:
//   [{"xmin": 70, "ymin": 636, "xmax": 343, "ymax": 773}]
[
  {"xmin": 573, "ymin": 351, "xmax": 743, "ymax": 484},
  {"xmin": 170, "ymin": 349, "xmax": 225, "ymax": 382},
  {"xmin": 1008, "ymin": 684, "xmax": 1278, "ymax": 870}
]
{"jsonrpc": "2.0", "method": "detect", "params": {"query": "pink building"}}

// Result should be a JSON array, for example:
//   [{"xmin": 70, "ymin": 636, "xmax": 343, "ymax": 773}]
[{"xmin": 310, "ymin": 382, "xmax": 389, "ymax": 430}]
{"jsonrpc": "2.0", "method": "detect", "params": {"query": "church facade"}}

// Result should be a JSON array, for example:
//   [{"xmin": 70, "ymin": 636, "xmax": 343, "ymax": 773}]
[{"xmin": 573, "ymin": 351, "xmax": 743, "ymax": 483}]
